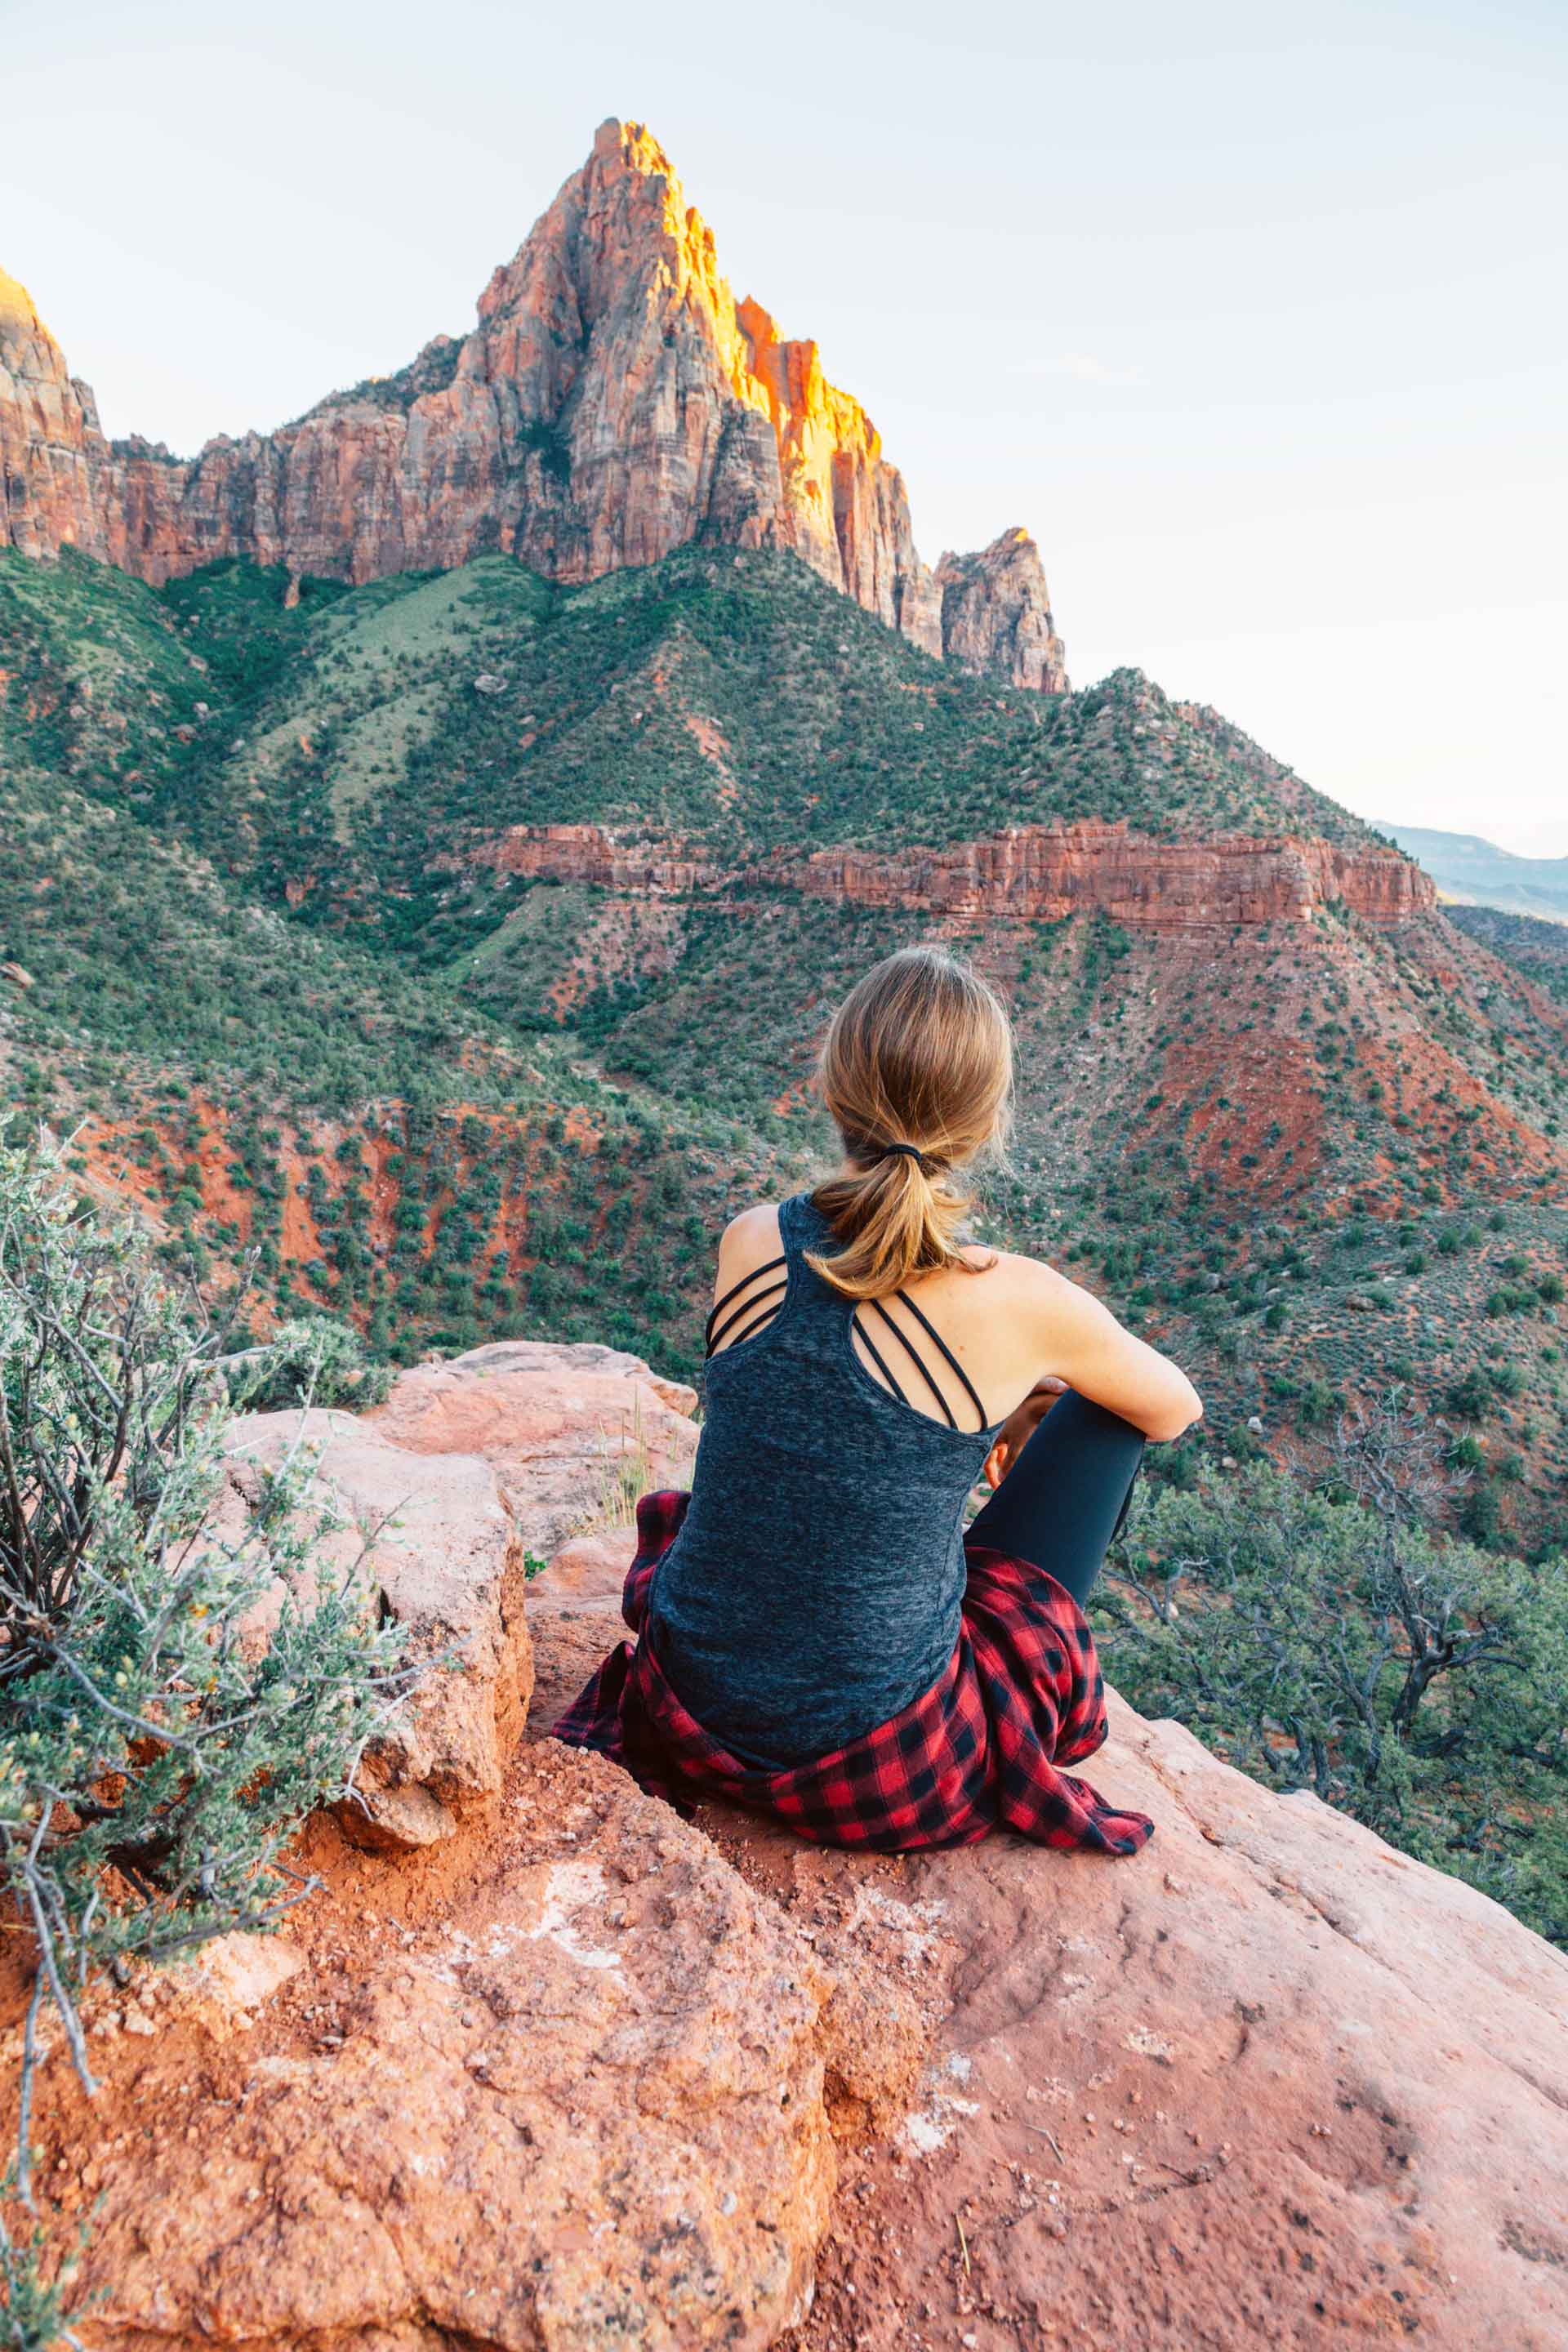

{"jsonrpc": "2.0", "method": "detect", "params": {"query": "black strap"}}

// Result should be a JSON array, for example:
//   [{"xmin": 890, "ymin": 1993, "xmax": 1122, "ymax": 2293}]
[
  {"xmin": 850, "ymin": 1314, "xmax": 912, "ymax": 1409},
  {"xmin": 893, "ymin": 1287, "xmax": 990, "ymax": 1432},
  {"xmin": 704, "ymin": 1254, "xmax": 786, "ymax": 1352},
  {"xmin": 706, "ymin": 1281, "xmax": 787, "ymax": 1358},
  {"xmin": 710, "ymin": 1298, "xmax": 785, "ymax": 1354},
  {"xmin": 862, "ymin": 1299, "xmax": 958, "ymax": 1429}
]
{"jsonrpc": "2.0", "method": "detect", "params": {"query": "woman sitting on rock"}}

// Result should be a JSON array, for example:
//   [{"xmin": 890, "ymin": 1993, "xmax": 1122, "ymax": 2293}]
[{"xmin": 555, "ymin": 945, "xmax": 1202, "ymax": 1852}]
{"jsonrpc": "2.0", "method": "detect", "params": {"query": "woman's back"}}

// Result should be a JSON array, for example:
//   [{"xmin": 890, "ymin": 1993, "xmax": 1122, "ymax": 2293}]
[
  {"xmin": 648, "ymin": 1191, "xmax": 1004, "ymax": 1766},
  {"xmin": 558, "ymin": 944, "xmax": 1198, "ymax": 1853}
]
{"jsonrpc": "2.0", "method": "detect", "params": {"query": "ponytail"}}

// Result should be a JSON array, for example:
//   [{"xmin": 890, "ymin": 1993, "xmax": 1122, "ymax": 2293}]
[{"xmin": 805, "ymin": 948, "xmax": 1013, "ymax": 1302}]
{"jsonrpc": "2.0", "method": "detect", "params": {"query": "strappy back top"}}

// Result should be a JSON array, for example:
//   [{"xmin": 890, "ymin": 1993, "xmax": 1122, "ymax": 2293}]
[{"xmin": 647, "ymin": 1192, "xmax": 1004, "ymax": 1768}]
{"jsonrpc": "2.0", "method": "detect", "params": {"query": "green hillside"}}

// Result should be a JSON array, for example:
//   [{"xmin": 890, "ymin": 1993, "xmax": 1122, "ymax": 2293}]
[
  {"xmin": 16, "ymin": 546, "xmax": 1376, "ymax": 943},
  {"xmin": 1, "ymin": 755, "xmax": 787, "ymax": 1365},
  {"xmin": 2, "ymin": 544, "xmax": 1565, "ymax": 1559},
  {"xmin": 1450, "ymin": 904, "xmax": 1568, "ymax": 1005}
]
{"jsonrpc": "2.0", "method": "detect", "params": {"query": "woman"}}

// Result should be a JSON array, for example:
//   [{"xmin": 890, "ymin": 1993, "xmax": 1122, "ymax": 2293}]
[{"xmin": 555, "ymin": 946, "xmax": 1202, "ymax": 1854}]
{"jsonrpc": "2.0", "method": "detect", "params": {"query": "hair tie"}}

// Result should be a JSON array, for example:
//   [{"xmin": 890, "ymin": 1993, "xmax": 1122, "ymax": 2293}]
[{"xmin": 880, "ymin": 1142, "xmax": 927, "ymax": 1166}]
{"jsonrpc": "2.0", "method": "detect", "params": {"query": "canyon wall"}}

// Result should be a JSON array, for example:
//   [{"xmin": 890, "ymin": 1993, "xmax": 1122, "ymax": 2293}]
[
  {"xmin": 468, "ymin": 817, "xmax": 1437, "ymax": 927},
  {"xmin": 0, "ymin": 124, "xmax": 1063, "ymax": 691}
]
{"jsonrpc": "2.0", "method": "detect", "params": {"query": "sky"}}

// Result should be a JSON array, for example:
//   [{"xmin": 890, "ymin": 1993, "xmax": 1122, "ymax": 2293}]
[{"xmin": 4, "ymin": 0, "xmax": 1566, "ymax": 853}]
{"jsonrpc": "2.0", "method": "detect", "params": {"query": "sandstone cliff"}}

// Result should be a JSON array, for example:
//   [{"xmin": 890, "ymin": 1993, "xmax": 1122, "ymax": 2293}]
[
  {"xmin": 0, "ymin": 268, "xmax": 109, "ymax": 561},
  {"xmin": 467, "ymin": 814, "xmax": 1439, "ymax": 928},
  {"xmin": 0, "ymin": 124, "xmax": 1059, "ymax": 689}
]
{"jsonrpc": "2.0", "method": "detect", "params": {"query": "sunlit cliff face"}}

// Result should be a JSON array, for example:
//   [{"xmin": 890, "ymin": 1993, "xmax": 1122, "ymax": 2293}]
[{"xmin": 0, "ymin": 121, "xmax": 1066, "ymax": 693}]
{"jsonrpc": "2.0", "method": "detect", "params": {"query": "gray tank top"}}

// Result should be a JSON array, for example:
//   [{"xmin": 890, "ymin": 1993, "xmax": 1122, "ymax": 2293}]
[{"xmin": 648, "ymin": 1191, "xmax": 1003, "ymax": 1768}]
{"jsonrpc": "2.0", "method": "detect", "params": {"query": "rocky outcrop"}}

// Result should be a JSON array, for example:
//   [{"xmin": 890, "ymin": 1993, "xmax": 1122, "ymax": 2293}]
[
  {"xmin": 465, "ymin": 816, "xmax": 1438, "ymax": 928},
  {"xmin": 14, "ymin": 1741, "xmax": 926, "ymax": 2350},
  {"xmin": 474, "ymin": 821, "xmax": 727, "ymax": 898},
  {"xmin": 750, "ymin": 1692, "xmax": 1568, "ymax": 2350},
  {"xmin": 936, "ymin": 528, "xmax": 1068, "ymax": 693},
  {"xmin": 218, "ymin": 1405, "xmax": 532, "ymax": 1851},
  {"xmin": 370, "ymin": 1337, "xmax": 700, "ymax": 1558},
  {"xmin": 2, "ymin": 1348, "xmax": 924, "ymax": 2350},
  {"xmin": 1, "ymin": 125, "xmax": 1060, "ymax": 690},
  {"xmin": 793, "ymin": 821, "xmax": 1438, "ymax": 927},
  {"xmin": 7, "ymin": 1341, "xmax": 1566, "ymax": 2346}
]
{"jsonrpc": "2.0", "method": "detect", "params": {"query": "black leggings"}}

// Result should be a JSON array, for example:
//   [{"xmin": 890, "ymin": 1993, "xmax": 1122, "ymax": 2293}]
[{"xmin": 965, "ymin": 1390, "xmax": 1146, "ymax": 1609}]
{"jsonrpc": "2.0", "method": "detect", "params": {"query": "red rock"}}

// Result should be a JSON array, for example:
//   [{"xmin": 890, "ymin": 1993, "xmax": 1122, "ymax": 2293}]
[
  {"xmin": 220, "ymin": 1406, "xmax": 531, "ymax": 1851},
  {"xmin": 1, "ymin": 127, "xmax": 1061, "ymax": 689},
  {"xmin": 370, "ymin": 1337, "xmax": 700, "ymax": 1557},
  {"xmin": 465, "ymin": 815, "xmax": 1437, "ymax": 929},
  {"xmin": 936, "ymin": 527, "xmax": 1068, "ymax": 693},
  {"xmin": 6, "ymin": 1342, "xmax": 1564, "ymax": 2345},
  {"xmin": 793, "ymin": 818, "xmax": 1437, "ymax": 926},
  {"xmin": 0, "ymin": 269, "xmax": 112, "ymax": 561},
  {"xmin": 710, "ymin": 1699, "xmax": 1568, "ymax": 2350},
  {"xmin": 7, "ymin": 1741, "xmax": 926, "ymax": 2350}
]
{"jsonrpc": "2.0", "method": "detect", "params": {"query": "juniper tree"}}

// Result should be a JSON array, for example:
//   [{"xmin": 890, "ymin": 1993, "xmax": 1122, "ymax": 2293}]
[{"xmin": 1098, "ymin": 1390, "xmax": 1567, "ymax": 1944}]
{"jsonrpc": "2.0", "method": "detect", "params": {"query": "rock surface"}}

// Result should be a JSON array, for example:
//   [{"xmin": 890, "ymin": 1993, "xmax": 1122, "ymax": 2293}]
[
  {"xmin": 11, "ymin": 1741, "xmax": 927, "ymax": 2351},
  {"xmin": 0, "ymin": 124, "xmax": 1062, "ymax": 690},
  {"xmin": 936, "ymin": 528, "xmax": 1068, "ymax": 694},
  {"xmin": 0, "ymin": 269, "xmax": 107, "ymax": 560},
  {"xmin": 220, "ymin": 1405, "xmax": 531, "ymax": 1850},
  {"xmin": 466, "ymin": 815, "xmax": 1437, "ymax": 929},
  {"xmin": 370, "ymin": 1337, "xmax": 700, "ymax": 1557},
  {"xmin": 792, "ymin": 820, "xmax": 1437, "ymax": 927},
  {"xmin": 7, "ymin": 1345, "xmax": 1564, "ymax": 2349},
  {"xmin": 738, "ymin": 1694, "xmax": 1568, "ymax": 2350}
]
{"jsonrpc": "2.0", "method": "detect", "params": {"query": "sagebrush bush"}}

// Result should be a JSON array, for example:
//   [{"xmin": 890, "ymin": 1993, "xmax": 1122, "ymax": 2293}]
[
  {"xmin": 225, "ymin": 1313, "xmax": 392, "ymax": 1413},
  {"xmin": 0, "ymin": 1148, "xmax": 416, "ymax": 2320}
]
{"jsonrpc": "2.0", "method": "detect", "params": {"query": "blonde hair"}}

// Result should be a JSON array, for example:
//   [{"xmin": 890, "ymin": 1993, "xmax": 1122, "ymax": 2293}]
[{"xmin": 806, "ymin": 947, "xmax": 1013, "ymax": 1301}]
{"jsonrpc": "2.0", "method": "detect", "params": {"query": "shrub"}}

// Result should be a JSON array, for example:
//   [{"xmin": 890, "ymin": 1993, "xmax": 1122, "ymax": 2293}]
[
  {"xmin": 1098, "ymin": 1394, "xmax": 1567, "ymax": 1944},
  {"xmin": 0, "ymin": 1150, "xmax": 416, "ymax": 2279},
  {"xmin": 224, "ymin": 1313, "xmax": 393, "ymax": 1413}
]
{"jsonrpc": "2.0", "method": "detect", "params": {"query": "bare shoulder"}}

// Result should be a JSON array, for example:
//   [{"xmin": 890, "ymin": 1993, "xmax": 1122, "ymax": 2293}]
[
  {"xmin": 721, "ymin": 1200, "xmax": 785, "ymax": 1248},
  {"xmin": 958, "ymin": 1240, "xmax": 1058, "ymax": 1293},
  {"xmin": 959, "ymin": 1244, "xmax": 1105, "ymax": 1325},
  {"xmin": 715, "ymin": 1200, "xmax": 786, "ymax": 1276}
]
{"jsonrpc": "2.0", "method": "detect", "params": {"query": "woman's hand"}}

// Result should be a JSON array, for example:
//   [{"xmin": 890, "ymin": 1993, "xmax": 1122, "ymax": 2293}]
[{"xmin": 982, "ymin": 1374, "xmax": 1069, "ymax": 1490}]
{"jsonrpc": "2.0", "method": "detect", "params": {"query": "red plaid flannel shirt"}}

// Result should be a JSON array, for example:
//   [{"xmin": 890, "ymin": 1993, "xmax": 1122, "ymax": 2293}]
[{"xmin": 551, "ymin": 1490, "xmax": 1153, "ymax": 1855}]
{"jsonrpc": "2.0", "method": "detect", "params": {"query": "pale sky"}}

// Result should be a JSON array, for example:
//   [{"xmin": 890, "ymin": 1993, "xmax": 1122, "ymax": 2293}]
[{"xmin": 5, "ymin": 0, "xmax": 1566, "ymax": 853}]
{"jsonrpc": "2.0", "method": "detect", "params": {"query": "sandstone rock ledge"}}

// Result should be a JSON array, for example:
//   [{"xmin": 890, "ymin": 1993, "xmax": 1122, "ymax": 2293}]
[
  {"xmin": 732, "ymin": 1692, "xmax": 1568, "ymax": 2351},
  {"xmin": 7, "ymin": 1340, "xmax": 1566, "ymax": 2350},
  {"xmin": 217, "ymin": 1404, "xmax": 532, "ymax": 1851},
  {"xmin": 13, "ymin": 1742, "xmax": 924, "ymax": 2351}
]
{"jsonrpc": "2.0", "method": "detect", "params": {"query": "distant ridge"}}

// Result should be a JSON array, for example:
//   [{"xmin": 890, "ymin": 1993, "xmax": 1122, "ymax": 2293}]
[{"xmin": 1376, "ymin": 821, "xmax": 1568, "ymax": 924}]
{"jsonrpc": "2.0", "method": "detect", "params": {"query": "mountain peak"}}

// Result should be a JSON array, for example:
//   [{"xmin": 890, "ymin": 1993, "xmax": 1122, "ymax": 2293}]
[
  {"xmin": 936, "ymin": 529, "xmax": 1067, "ymax": 693},
  {"xmin": 592, "ymin": 114, "xmax": 676, "ymax": 176},
  {"xmin": 0, "ymin": 266, "xmax": 42, "ymax": 337},
  {"xmin": 0, "ymin": 124, "xmax": 1065, "ymax": 691}
]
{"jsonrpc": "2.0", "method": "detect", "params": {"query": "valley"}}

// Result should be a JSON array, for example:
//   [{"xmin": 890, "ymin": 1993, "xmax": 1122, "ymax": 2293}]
[{"xmin": 2, "ymin": 537, "xmax": 1565, "ymax": 1565}]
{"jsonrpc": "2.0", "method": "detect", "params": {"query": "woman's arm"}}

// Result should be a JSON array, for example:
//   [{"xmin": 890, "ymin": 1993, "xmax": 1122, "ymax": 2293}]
[{"xmin": 1022, "ymin": 1262, "xmax": 1204, "ymax": 1444}]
